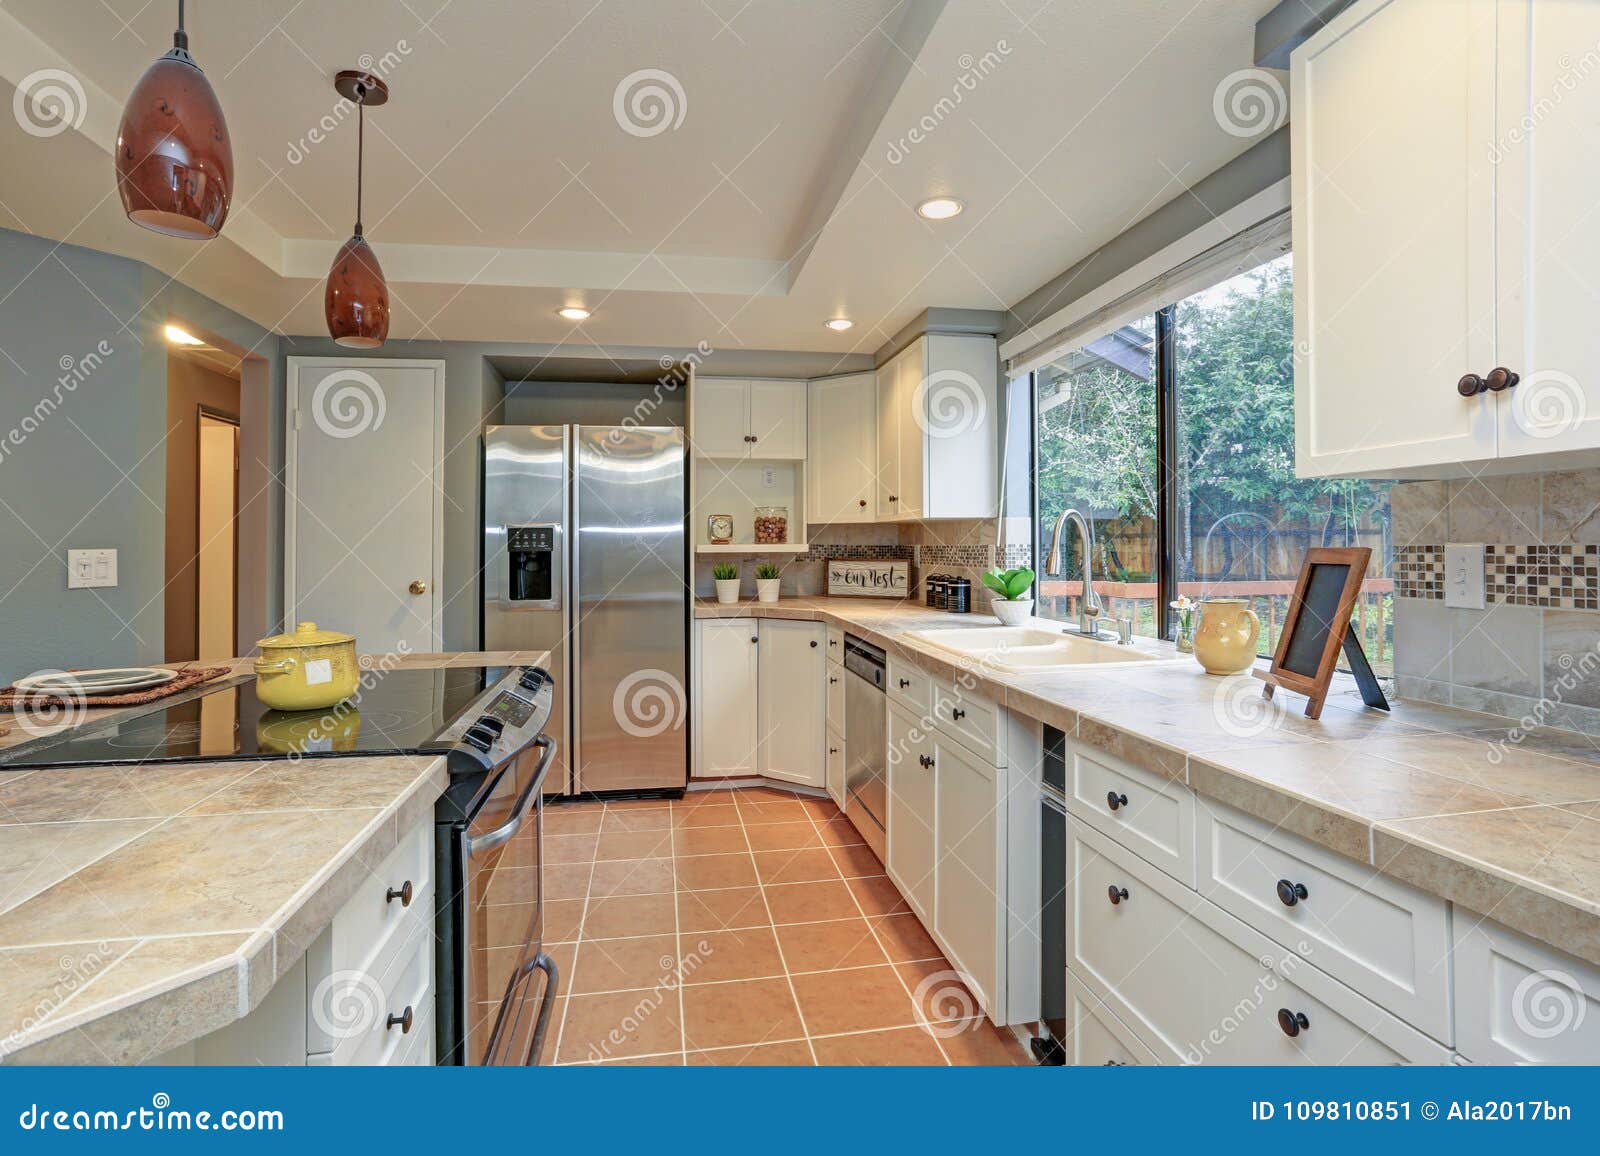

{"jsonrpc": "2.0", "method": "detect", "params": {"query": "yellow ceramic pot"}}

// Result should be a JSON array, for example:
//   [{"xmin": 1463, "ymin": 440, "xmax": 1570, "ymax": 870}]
[
  {"xmin": 253, "ymin": 621, "xmax": 359, "ymax": 711},
  {"xmin": 1193, "ymin": 599, "xmax": 1261, "ymax": 675}
]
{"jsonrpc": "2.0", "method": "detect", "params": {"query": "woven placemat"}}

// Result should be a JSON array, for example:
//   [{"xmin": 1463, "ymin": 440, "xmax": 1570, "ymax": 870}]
[{"xmin": 0, "ymin": 665, "xmax": 232, "ymax": 709}]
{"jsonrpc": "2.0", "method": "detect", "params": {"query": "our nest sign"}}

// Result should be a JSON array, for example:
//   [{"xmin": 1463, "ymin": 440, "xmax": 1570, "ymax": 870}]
[{"xmin": 827, "ymin": 559, "xmax": 909, "ymax": 598}]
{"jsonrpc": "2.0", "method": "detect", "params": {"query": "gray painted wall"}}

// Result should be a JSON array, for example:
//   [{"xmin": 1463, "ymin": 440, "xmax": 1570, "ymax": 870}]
[{"xmin": 0, "ymin": 227, "xmax": 279, "ymax": 683}]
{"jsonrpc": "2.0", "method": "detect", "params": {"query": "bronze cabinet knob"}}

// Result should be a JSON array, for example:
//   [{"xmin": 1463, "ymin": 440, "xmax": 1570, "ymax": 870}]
[
  {"xmin": 1276, "ymin": 879, "xmax": 1308, "ymax": 907},
  {"xmin": 386, "ymin": 880, "xmax": 413, "ymax": 907},
  {"xmin": 1277, "ymin": 1009, "xmax": 1309, "ymax": 1037},
  {"xmin": 1486, "ymin": 366, "xmax": 1521, "ymax": 391},
  {"xmin": 386, "ymin": 1005, "xmax": 414, "ymax": 1034},
  {"xmin": 1107, "ymin": 884, "xmax": 1129, "ymax": 905},
  {"xmin": 1106, "ymin": 791, "xmax": 1128, "ymax": 812},
  {"xmin": 1458, "ymin": 373, "xmax": 1487, "ymax": 397},
  {"xmin": 858, "ymin": 499, "xmax": 867, "ymax": 508}
]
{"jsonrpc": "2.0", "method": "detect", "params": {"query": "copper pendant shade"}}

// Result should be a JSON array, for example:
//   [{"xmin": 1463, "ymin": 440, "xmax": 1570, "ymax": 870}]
[
  {"xmin": 325, "ymin": 70, "xmax": 389, "ymax": 348},
  {"xmin": 116, "ymin": 0, "xmax": 232, "ymax": 239}
]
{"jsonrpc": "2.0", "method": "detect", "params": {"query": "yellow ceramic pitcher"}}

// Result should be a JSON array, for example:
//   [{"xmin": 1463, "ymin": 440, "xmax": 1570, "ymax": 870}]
[{"xmin": 1193, "ymin": 599, "xmax": 1261, "ymax": 675}]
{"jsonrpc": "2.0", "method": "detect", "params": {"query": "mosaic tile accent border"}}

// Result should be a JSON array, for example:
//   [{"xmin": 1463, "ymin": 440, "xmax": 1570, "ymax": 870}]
[
  {"xmin": 999, "ymin": 543, "xmax": 1032, "ymax": 569},
  {"xmin": 1396, "ymin": 544, "xmax": 1600, "ymax": 609},
  {"xmin": 793, "ymin": 542, "xmax": 912, "ymax": 563},
  {"xmin": 915, "ymin": 544, "xmax": 995, "ymax": 568}
]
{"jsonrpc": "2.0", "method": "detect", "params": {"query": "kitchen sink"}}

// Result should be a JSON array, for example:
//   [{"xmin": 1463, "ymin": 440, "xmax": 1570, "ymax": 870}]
[{"xmin": 902, "ymin": 625, "xmax": 1170, "ymax": 672}]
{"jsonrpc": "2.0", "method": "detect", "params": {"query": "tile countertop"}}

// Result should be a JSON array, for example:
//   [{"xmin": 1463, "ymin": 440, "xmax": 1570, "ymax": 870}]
[
  {"xmin": 0, "ymin": 651, "xmax": 547, "ymax": 1064},
  {"xmin": 698, "ymin": 597, "xmax": 1600, "ymax": 968}
]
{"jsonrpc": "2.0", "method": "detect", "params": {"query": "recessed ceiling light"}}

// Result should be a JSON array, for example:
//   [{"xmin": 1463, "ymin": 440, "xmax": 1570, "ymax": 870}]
[
  {"xmin": 824, "ymin": 318, "xmax": 853, "ymax": 332},
  {"xmin": 164, "ymin": 324, "xmax": 204, "ymax": 346},
  {"xmin": 916, "ymin": 197, "xmax": 964, "ymax": 220},
  {"xmin": 557, "ymin": 306, "xmax": 591, "ymax": 321}
]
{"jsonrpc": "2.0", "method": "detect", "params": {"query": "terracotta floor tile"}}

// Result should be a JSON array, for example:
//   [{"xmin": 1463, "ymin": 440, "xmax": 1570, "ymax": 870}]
[
  {"xmin": 798, "ymin": 796, "xmax": 841, "ymax": 821},
  {"xmin": 681, "ymin": 977, "xmax": 804, "ymax": 1050},
  {"xmin": 544, "ymin": 833, "xmax": 599, "ymax": 864},
  {"xmin": 676, "ymin": 852, "xmax": 758, "ymax": 890},
  {"xmin": 791, "ymin": 964, "xmax": 918, "ymax": 1035},
  {"xmin": 895, "ymin": 960, "xmax": 984, "ymax": 1023},
  {"xmin": 754, "ymin": 847, "xmax": 842, "ymax": 885},
  {"xmin": 816, "ymin": 817, "xmax": 866, "ymax": 847},
  {"xmin": 677, "ymin": 886, "xmax": 770, "ymax": 933},
  {"xmin": 828, "ymin": 841, "xmax": 885, "ymax": 878},
  {"xmin": 595, "ymin": 828, "xmax": 673, "ymax": 861},
  {"xmin": 812, "ymin": 1026, "xmax": 947, "ymax": 1066},
  {"xmin": 577, "ymin": 1052, "xmax": 684, "ymax": 1066},
  {"xmin": 686, "ymin": 1041, "xmax": 815, "ymax": 1066},
  {"xmin": 933, "ymin": 1017, "xmax": 1030, "ymax": 1066},
  {"xmin": 846, "ymin": 873, "xmax": 911, "ymax": 916},
  {"xmin": 870, "ymin": 913, "xmax": 942, "ymax": 962},
  {"xmin": 675, "ymin": 789, "xmax": 738, "ymax": 809},
  {"xmin": 674, "ymin": 803, "xmax": 742, "ymax": 828},
  {"xmin": 544, "ymin": 808, "xmax": 603, "ymax": 835},
  {"xmin": 764, "ymin": 880, "xmax": 859, "ymax": 925},
  {"xmin": 738, "ymin": 800, "xmax": 814, "ymax": 825},
  {"xmin": 543, "ymin": 898, "xmax": 585, "ymax": 942},
  {"xmin": 600, "ymin": 807, "xmax": 674, "ymax": 832},
  {"xmin": 679, "ymin": 926, "xmax": 786, "ymax": 984},
  {"xmin": 543, "ymin": 863, "xmax": 593, "ymax": 901},
  {"xmin": 588, "ymin": 857, "xmax": 674, "ymax": 897},
  {"xmin": 583, "ymin": 893, "xmax": 678, "ymax": 939},
  {"xmin": 557, "ymin": 988, "xmax": 682, "ymax": 1064},
  {"xmin": 744, "ymin": 821, "xmax": 823, "ymax": 851},
  {"xmin": 673, "ymin": 824, "xmax": 749, "ymax": 856},
  {"xmin": 775, "ymin": 917, "xmax": 888, "ymax": 973},
  {"xmin": 603, "ymin": 799, "xmax": 675, "ymax": 811},
  {"xmin": 571, "ymin": 934, "xmax": 679, "ymax": 995}
]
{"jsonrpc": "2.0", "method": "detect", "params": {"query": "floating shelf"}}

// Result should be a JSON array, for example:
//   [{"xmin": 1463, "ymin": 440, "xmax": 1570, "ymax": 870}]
[{"xmin": 696, "ymin": 543, "xmax": 810, "ymax": 554}]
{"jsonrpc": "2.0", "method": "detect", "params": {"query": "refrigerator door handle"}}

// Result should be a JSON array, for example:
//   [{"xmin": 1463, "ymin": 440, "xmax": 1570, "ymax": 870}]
[{"xmin": 569, "ymin": 432, "xmax": 582, "ymax": 796}]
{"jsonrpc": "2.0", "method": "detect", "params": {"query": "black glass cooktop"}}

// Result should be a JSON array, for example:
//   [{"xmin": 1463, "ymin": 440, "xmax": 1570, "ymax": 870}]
[{"xmin": 0, "ymin": 666, "xmax": 500, "ymax": 769}]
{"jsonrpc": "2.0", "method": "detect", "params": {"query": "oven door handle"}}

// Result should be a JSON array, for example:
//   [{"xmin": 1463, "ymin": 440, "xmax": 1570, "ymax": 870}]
[
  {"xmin": 483, "ymin": 951, "xmax": 560, "ymax": 1066},
  {"xmin": 466, "ymin": 734, "xmax": 556, "ymax": 858}
]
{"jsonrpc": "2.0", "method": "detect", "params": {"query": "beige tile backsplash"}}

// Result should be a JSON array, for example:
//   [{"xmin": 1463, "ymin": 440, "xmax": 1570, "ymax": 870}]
[{"xmin": 1392, "ymin": 469, "xmax": 1600, "ymax": 734}]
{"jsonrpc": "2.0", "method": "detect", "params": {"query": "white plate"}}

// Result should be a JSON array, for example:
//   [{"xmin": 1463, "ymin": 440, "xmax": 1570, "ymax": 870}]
[{"xmin": 13, "ymin": 668, "xmax": 180, "ymax": 697}]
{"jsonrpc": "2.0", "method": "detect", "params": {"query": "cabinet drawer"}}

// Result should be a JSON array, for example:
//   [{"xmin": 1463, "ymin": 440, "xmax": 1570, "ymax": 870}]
[
  {"xmin": 1067, "ymin": 820, "xmax": 1447, "ymax": 1065},
  {"xmin": 1453, "ymin": 913, "xmax": 1600, "ymax": 1064},
  {"xmin": 1064, "ymin": 970, "xmax": 1158, "ymax": 1066},
  {"xmin": 933, "ymin": 675, "xmax": 1005, "ymax": 766},
  {"xmin": 1195, "ymin": 801, "xmax": 1451, "ymax": 1043},
  {"xmin": 825, "ymin": 625, "xmax": 844, "ymax": 661},
  {"xmin": 331, "ymin": 819, "xmax": 433, "ymax": 979},
  {"xmin": 825, "ymin": 729, "xmax": 845, "ymax": 808},
  {"xmin": 322, "ymin": 929, "xmax": 435, "ymax": 1066},
  {"xmin": 827, "ymin": 664, "xmax": 845, "ymax": 731},
  {"xmin": 886, "ymin": 653, "xmax": 932, "ymax": 716},
  {"xmin": 1068, "ymin": 741, "xmax": 1193, "ymax": 887}
]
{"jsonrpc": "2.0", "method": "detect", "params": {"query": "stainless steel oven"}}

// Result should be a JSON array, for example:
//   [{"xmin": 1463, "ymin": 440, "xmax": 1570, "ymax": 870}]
[{"xmin": 842, "ymin": 635, "xmax": 887, "ymax": 861}]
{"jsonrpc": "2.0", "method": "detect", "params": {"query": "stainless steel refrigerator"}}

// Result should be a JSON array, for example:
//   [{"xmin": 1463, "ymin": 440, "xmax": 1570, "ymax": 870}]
[{"xmin": 482, "ymin": 425, "xmax": 688, "ymax": 796}]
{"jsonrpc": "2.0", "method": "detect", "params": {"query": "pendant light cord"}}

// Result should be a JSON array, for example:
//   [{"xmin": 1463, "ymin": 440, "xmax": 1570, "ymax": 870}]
[
  {"xmin": 174, "ymin": 0, "xmax": 188, "ymax": 51},
  {"xmin": 354, "ymin": 92, "xmax": 366, "ymax": 238}
]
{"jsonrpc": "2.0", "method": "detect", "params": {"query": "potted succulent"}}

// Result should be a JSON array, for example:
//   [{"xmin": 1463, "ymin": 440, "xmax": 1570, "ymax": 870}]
[
  {"xmin": 755, "ymin": 561, "xmax": 782, "ymax": 604},
  {"xmin": 712, "ymin": 563, "xmax": 740, "ymax": 604},
  {"xmin": 981, "ymin": 567, "xmax": 1035, "ymax": 626}
]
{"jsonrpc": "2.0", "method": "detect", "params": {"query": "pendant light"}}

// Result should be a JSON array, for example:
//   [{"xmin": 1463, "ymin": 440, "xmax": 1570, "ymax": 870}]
[
  {"xmin": 116, "ymin": 0, "xmax": 233, "ymax": 238},
  {"xmin": 325, "ymin": 70, "xmax": 390, "ymax": 348}
]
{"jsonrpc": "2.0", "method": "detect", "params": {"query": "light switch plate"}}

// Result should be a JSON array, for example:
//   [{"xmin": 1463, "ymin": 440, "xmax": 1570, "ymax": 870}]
[
  {"xmin": 1444, "ymin": 543, "xmax": 1485, "ymax": 609},
  {"xmin": 67, "ymin": 548, "xmax": 117, "ymax": 589}
]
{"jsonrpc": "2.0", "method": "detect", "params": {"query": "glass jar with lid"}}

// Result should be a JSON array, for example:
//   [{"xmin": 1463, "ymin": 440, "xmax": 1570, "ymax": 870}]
[{"xmin": 753, "ymin": 505, "xmax": 789, "ymax": 544}]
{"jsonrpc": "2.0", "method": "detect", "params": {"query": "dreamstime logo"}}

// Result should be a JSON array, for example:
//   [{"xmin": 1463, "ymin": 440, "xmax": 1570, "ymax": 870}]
[
  {"xmin": 0, "ymin": 340, "xmax": 113, "ymax": 467},
  {"xmin": 911, "ymin": 969, "xmax": 980, "ymax": 1037},
  {"xmin": 885, "ymin": 40, "xmax": 1011, "ymax": 164},
  {"xmin": 1212, "ymin": 68, "xmax": 1287, "ymax": 139},
  {"xmin": 1511, "ymin": 370, "xmax": 1586, "ymax": 440},
  {"xmin": 311, "ymin": 368, "xmax": 386, "ymax": 439},
  {"xmin": 1511, "ymin": 969, "xmax": 1588, "ymax": 1040},
  {"xmin": 13, "ymin": 69, "xmax": 87, "ymax": 138},
  {"xmin": 310, "ymin": 970, "xmax": 385, "ymax": 1040},
  {"xmin": 12, "ymin": 670, "xmax": 88, "ymax": 738},
  {"xmin": 1211, "ymin": 674, "xmax": 1283, "ymax": 740},
  {"xmin": 913, "ymin": 370, "xmax": 986, "ymax": 439},
  {"xmin": 285, "ymin": 40, "xmax": 413, "ymax": 164},
  {"xmin": 612, "ymin": 669, "xmax": 687, "ymax": 738},
  {"xmin": 613, "ymin": 68, "xmax": 686, "ymax": 137}
]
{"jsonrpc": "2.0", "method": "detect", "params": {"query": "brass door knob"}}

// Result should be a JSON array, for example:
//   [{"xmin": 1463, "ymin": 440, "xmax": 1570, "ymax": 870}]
[{"xmin": 408, "ymin": 579, "xmax": 428, "ymax": 595}]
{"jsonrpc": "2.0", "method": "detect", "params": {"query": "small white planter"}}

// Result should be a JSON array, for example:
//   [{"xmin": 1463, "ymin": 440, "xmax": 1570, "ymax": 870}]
[
  {"xmin": 756, "ymin": 578, "xmax": 781, "ymax": 604},
  {"xmin": 991, "ymin": 597, "xmax": 1033, "ymax": 626},
  {"xmin": 714, "ymin": 578, "xmax": 740, "ymax": 604}
]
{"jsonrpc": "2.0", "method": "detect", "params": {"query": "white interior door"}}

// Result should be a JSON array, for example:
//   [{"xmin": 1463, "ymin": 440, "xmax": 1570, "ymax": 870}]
[{"xmin": 286, "ymin": 357, "xmax": 444, "ymax": 655}]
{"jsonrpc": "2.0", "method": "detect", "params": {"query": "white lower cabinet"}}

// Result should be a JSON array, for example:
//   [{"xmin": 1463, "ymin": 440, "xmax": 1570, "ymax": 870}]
[
  {"xmin": 825, "ymin": 728, "xmax": 846, "ymax": 808},
  {"xmin": 1063, "ymin": 970, "xmax": 1158, "ymax": 1066},
  {"xmin": 693, "ymin": 618, "xmax": 825, "ymax": 788},
  {"xmin": 886, "ymin": 698, "xmax": 936, "ymax": 923},
  {"xmin": 1453, "ymin": 912, "xmax": 1600, "ymax": 1064},
  {"xmin": 932, "ymin": 732, "xmax": 1001, "ymax": 1014},
  {"xmin": 1067, "ymin": 818, "xmax": 1448, "ymax": 1065}
]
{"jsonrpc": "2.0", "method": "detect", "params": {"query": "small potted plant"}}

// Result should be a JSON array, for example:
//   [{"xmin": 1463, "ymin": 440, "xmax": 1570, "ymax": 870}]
[
  {"xmin": 981, "ymin": 567, "xmax": 1035, "ymax": 626},
  {"xmin": 712, "ymin": 563, "xmax": 740, "ymax": 604},
  {"xmin": 755, "ymin": 561, "xmax": 782, "ymax": 604}
]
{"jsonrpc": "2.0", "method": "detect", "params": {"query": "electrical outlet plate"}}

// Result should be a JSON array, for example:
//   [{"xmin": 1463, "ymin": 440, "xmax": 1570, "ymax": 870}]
[
  {"xmin": 67, "ymin": 548, "xmax": 117, "ymax": 589},
  {"xmin": 1444, "ymin": 543, "xmax": 1485, "ymax": 610}
]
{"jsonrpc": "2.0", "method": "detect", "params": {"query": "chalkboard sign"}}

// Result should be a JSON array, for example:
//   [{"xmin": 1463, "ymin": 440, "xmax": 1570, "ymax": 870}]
[{"xmin": 1253, "ymin": 547, "xmax": 1388, "ymax": 719}]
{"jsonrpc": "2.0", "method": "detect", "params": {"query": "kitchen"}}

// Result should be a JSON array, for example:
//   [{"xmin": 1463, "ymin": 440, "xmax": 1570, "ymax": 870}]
[{"xmin": 0, "ymin": 0, "xmax": 1598, "ymax": 1077}]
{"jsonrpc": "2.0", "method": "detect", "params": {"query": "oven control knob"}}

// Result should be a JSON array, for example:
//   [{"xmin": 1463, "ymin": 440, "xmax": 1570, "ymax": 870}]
[
  {"xmin": 462, "ymin": 724, "xmax": 497, "ymax": 753},
  {"xmin": 517, "ymin": 668, "xmax": 546, "ymax": 693},
  {"xmin": 476, "ymin": 716, "xmax": 506, "ymax": 737}
]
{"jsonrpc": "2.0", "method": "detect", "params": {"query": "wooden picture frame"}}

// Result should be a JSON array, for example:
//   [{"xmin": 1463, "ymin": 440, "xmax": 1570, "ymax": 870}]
[{"xmin": 1253, "ymin": 546, "xmax": 1372, "ymax": 720}]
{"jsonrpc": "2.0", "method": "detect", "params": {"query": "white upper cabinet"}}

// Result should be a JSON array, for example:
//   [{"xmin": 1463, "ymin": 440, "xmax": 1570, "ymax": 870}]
[
  {"xmin": 1296, "ymin": 0, "xmax": 1600, "ymax": 478},
  {"xmin": 874, "ymin": 334, "xmax": 999, "ymax": 520},
  {"xmin": 807, "ymin": 372, "xmax": 877, "ymax": 524},
  {"xmin": 691, "ymin": 377, "xmax": 806, "ymax": 459}
]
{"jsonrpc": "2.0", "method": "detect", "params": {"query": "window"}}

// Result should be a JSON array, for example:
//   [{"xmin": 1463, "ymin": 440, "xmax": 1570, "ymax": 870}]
[{"xmin": 1033, "ymin": 252, "xmax": 1395, "ymax": 674}]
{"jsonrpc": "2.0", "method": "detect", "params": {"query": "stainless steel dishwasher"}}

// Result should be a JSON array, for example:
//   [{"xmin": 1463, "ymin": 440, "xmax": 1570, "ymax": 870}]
[{"xmin": 842, "ymin": 635, "xmax": 887, "ymax": 861}]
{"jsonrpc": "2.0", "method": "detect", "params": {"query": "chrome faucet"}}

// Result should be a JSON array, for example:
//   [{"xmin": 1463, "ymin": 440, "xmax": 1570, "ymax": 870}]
[{"xmin": 1045, "ymin": 508, "xmax": 1108, "ymax": 638}]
